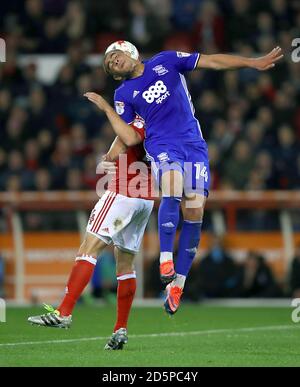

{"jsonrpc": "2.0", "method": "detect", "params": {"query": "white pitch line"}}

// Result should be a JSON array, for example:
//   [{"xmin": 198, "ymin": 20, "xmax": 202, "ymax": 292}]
[{"xmin": 0, "ymin": 324, "xmax": 298, "ymax": 348}]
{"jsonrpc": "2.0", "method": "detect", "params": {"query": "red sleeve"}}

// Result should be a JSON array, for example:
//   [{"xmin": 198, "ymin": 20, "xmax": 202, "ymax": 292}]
[{"xmin": 131, "ymin": 117, "xmax": 145, "ymax": 141}]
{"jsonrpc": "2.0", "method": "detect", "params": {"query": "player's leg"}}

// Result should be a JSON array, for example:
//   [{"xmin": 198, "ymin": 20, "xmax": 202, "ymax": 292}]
[
  {"xmin": 56, "ymin": 233, "xmax": 108, "ymax": 317},
  {"xmin": 104, "ymin": 247, "xmax": 136, "ymax": 350},
  {"xmin": 105, "ymin": 197, "xmax": 153, "ymax": 349},
  {"xmin": 164, "ymin": 194, "xmax": 206, "ymax": 316},
  {"xmin": 28, "ymin": 232, "xmax": 108, "ymax": 327},
  {"xmin": 176, "ymin": 194, "xmax": 206, "ymax": 285},
  {"xmin": 164, "ymin": 144, "xmax": 210, "ymax": 315},
  {"xmin": 158, "ymin": 168, "xmax": 183, "ymax": 283},
  {"xmin": 146, "ymin": 144, "xmax": 185, "ymax": 284},
  {"xmin": 27, "ymin": 192, "xmax": 117, "ymax": 327},
  {"xmin": 114, "ymin": 247, "xmax": 136, "ymax": 334}
]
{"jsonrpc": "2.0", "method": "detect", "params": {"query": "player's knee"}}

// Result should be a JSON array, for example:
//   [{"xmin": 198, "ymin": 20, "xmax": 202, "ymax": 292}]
[
  {"xmin": 116, "ymin": 261, "xmax": 134, "ymax": 275},
  {"xmin": 184, "ymin": 207, "xmax": 204, "ymax": 221},
  {"xmin": 182, "ymin": 202, "xmax": 205, "ymax": 221},
  {"xmin": 78, "ymin": 233, "xmax": 106, "ymax": 257},
  {"xmin": 115, "ymin": 248, "xmax": 135, "ymax": 274},
  {"xmin": 182, "ymin": 194, "xmax": 206, "ymax": 221}
]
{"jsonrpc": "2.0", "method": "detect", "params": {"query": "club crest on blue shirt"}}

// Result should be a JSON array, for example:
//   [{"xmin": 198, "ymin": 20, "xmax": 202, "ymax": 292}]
[
  {"xmin": 152, "ymin": 65, "xmax": 169, "ymax": 76},
  {"xmin": 176, "ymin": 52, "xmax": 191, "ymax": 58},
  {"xmin": 115, "ymin": 101, "xmax": 125, "ymax": 115},
  {"xmin": 157, "ymin": 152, "xmax": 170, "ymax": 162}
]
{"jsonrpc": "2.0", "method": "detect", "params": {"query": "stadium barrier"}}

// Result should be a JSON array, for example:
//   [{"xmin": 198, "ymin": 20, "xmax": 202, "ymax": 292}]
[{"xmin": 0, "ymin": 190, "xmax": 300, "ymax": 304}]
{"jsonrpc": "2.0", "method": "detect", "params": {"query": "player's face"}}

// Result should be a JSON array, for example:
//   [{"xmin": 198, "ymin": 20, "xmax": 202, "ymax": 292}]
[{"xmin": 104, "ymin": 50, "xmax": 136, "ymax": 79}]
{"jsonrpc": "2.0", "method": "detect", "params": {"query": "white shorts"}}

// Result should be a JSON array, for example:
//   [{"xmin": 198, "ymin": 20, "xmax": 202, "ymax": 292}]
[{"xmin": 87, "ymin": 190, "xmax": 154, "ymax": 254}]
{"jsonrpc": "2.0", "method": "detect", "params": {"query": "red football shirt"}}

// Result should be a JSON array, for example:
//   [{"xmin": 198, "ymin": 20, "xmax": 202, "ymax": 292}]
[{"xmin": 108, "ymin": 120, "xmax": 156, "ymax": 200}]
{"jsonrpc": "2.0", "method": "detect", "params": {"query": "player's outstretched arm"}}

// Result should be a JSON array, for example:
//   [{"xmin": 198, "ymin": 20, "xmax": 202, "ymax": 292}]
[
  {"xmin": 84, "ymin": 92, "xmax": 142, "ymax": 146},
  {"xmin": 196, "ymin": 46, "xmax": 283, "ymax": 71}
]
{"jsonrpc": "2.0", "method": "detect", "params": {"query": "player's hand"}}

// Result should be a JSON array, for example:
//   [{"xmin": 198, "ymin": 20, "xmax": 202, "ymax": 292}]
[
  {"xmin": 251, "ymin": 47, "xmax": 284, "ymax": 71},
  {"xmin": 84, "ymin": 92, "xmax": 111, "ymax": 112},
  {"xmin": 100, "ymin": 154, "xmax": 117, "ymax": 174}
]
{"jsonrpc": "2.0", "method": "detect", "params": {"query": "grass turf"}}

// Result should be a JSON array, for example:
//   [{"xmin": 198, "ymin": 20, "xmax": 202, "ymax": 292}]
[{"xmin": 0, "ymin": 304, "xmax": 299, "ymax": 367}]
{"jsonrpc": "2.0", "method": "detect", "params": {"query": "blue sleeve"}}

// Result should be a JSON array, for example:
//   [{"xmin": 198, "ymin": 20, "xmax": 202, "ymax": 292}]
[
  {"xmin": 161, "ymin": 51, "xmax": 200, "ymax": 73},
  {"xmin": 114, "ymin": 89, "xmax": 135, "ymax": 124}
]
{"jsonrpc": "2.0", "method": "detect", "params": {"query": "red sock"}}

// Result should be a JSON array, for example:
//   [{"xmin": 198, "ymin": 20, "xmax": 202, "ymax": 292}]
[
  {"xmin": 113, "ymin": 272, "xmax": 137, "ymax": 332},
  {"xmin": 58, "ymin": 256, "xmax": 96, "ymax": 316}
]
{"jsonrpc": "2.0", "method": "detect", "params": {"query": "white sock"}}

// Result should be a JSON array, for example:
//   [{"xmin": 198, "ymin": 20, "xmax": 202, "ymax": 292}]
[
  {"xmin": 173, "ymin": 274, "xmax": 186, "ymax": 289},
  {"xmin": 160, "ymin": 252, "xmax": 173, "ymax": 264}
]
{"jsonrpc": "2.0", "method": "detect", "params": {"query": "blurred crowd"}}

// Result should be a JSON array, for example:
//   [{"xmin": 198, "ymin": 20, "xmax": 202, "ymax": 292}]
[{"xmin": 0, "ymin": 0, "xmax": 299, "ymax": 194}]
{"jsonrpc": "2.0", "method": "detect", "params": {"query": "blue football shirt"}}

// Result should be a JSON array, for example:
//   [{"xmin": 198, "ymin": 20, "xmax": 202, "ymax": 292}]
[{"xmin": 114, "ymin": 51, "xmax": 206, "ymax": 152}]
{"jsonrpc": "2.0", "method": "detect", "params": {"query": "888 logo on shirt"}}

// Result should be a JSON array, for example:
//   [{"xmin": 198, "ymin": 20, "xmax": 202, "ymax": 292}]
[{"xmin": 142, "ymin": 80, "xmax": 170, "ymax": 104}]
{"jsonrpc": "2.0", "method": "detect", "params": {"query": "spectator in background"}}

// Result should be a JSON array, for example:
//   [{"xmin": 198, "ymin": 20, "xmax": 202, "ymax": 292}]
[
  {"xmin": 40, "ymin": 17, "xmax": 68, "ymax": 53},
  {"xmin": 275, "ymin": 125, "xmax": 299, "ymax": 189},
  {"xmin": 0, "ymin": 149, "xmax": 7, "ymax": 175},
  {"xmin": 245, "ymin": 121, "xmax": 265, "ymax": 153},
  {"xmin": 207, "ymin": 142, "xmax": 221, "ymax": 189},
  {"xmin": 171, "ymin": 0, "xmax": 201, "ymax": 31},
  {"xmin": 20, "ymin": 0, "xmax": 44, "ymax": 52},
  {"xmin": 24, "ymin": 139, "xmax": 40, "ymax": 172},
  {"xmin": 37, "ymin": 129, "xmax": 54, "ymax": 167},
  {"xmin": 0, "ymin": 89, "xmax": 12, "ymax": 130},
  {"xmin": 223, "ymin": 140, "xmax": 254, "ymax": 189},
  {"xmin": 0, "ymin": 150, "xmax": 33, "ymax": 191},
  {"xmin": 254, "ymin": 150, "xmax": 277, "ymax": 189},
  {"xmin": 66, "ymin": 168, "xmax": 84, "ymax": 190},
  {"xmin": 190, "ymin": 234, "xmax": 241, "ymax": 299},
  {"xmin": 64, "ymin": 1, "xmax": 86, "ymax": 41},
  {"xmin": 127, "ymin": 0, "xmax": 166, "ymax": 52},
  {"xmin": 4, "ymin": 106, "xmax": 28, "ymax": 151},
  {"xmin": 228, "ymin": 0, "xmax": 255, "ymax": 49},
  {"xmin": 28, "ymin": 87, "xmax": 54, "ymax": 136},
  {"xmin": 241, "ymin": 251, "xmax": 282, "ymax": 297},
  {"xmin": 70, "ymin": 123, "xmax": 92, "ymax": 162},
  {"xmin": 210, "ymin": 118, "xmax": 234, "ymax": 154},
  {"xmin": 294, "ymin": 154, "xmax": 300, "ymax": 189},
  {"xmin": 192, "ymin": 0, "xmax": 225, "ymax": 52},
  {"xmin": 34, "ymin": 168, "xmax": 52, "ymax": 191},
  {"xmin": 5, "ymin": 175, "xmax": 22, "ymax": 192},
  {"xmin": 289, "ymin": 244, "xmax": 300, "ymax": 298},
  {"xmin": 195, "ymin": 90, "xmax": 222, "ymax": 131},
  {"xmin": 82, "ymin": 155, "xmax": 98, "ymax": 189}
]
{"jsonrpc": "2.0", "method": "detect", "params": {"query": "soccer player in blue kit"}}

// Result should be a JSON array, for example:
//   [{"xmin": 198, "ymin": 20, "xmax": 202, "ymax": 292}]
[{"xmin": 85, "ymin": 41, "xmax": 283, "ymax": 315}]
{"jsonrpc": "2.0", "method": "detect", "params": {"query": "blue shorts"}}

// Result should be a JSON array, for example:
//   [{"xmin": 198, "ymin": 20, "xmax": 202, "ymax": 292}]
[{"xmin": 145, "ymin": 141, "xmax": 210, "ymax": 197}]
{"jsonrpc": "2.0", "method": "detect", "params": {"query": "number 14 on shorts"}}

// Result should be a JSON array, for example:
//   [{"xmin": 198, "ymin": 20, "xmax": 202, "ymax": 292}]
[{"xmin": 194, "ymin": 163, "xmax": 208, "ymax": 182}]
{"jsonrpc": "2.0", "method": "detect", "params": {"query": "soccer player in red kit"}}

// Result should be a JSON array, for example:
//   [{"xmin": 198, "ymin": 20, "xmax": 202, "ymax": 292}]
[{"xmin": 28, "ymin": 118, "xmax": 155, "ymax": 350}]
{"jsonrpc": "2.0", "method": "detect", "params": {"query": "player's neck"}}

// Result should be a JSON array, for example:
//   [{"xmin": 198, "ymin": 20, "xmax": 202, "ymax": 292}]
[{"xmin": 130, "ymin": 62, "xmax": 145, "ymax": 79}]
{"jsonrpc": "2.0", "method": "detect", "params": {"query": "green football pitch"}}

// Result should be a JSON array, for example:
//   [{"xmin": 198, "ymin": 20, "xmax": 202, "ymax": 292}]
[{"xmin": 0, "ymin": 304, "xmax": 299, "ymax": 367}]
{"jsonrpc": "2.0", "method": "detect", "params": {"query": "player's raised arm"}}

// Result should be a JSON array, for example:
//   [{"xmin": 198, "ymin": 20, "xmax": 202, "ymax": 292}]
[
  {"xmin": 106, "ymin": 136, "xmax": 128, "ymax": 161},
  {"xmin": 84, "ymin": 92, "xmax": 142, "ymax": 146},
  {"xmin": 98, "ymin": 136, "xmax": 128, "ymax": 175},
  {"xmin": 196, "ymin": 46, "xmax": 283, "ymax": 71}
]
